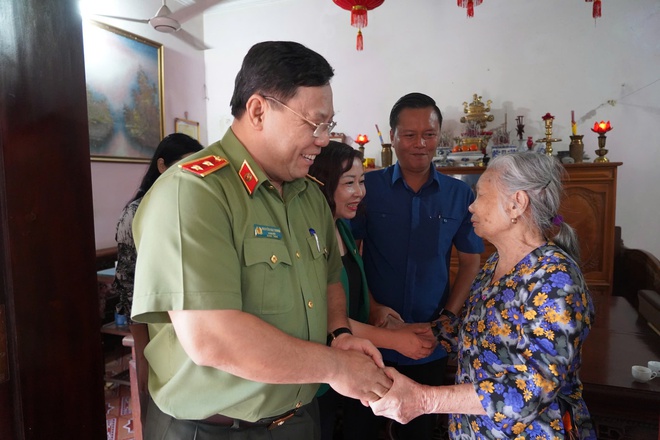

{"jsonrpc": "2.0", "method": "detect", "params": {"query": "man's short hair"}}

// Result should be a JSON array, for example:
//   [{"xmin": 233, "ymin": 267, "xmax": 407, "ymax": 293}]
[
  {"xmin": 230, "ymin": 41, "xmax": 335, "ymax": 118},
  {"xmin": 389, "ymin": 92, "xmax": 443, "ymax": 131}
]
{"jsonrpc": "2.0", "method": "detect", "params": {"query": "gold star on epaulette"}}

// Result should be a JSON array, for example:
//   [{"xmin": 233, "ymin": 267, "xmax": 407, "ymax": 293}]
[
  {"xmin": 179, "ymin": 155, "xmax": 228, "ymax": 177},
  {"xmin": 238, "ymin": 160, "xmax": 259, "ymax": 195}
]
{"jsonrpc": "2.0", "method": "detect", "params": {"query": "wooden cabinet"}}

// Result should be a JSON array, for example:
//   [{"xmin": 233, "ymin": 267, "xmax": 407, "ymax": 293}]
[{"xmin": 440, "ymin": 162, "xmax": 622, "ymax": 313}]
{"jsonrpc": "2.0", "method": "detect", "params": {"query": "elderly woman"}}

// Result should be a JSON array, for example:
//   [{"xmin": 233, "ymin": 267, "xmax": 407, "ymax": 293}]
[{"xmin": 370, "ymin": 152, "xmax": 596, "ymax": 440}]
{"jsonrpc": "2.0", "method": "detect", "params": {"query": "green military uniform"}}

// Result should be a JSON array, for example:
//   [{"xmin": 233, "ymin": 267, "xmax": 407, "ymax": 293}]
[{"xmin": 131, "ymin": 129, "xmax": 343, "ymax": 422}]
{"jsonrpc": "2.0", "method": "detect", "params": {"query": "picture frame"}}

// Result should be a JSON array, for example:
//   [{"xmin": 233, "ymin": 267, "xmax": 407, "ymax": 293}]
[
  {"xmin": 329, "ymin": 132, "xmax": 347, "ymax": 143},
  {"xmin": 175, "ymin": 117, "xmax": 200, "ymax": 141},
  {"xmin": 83, "ymin": 20, "xmax": 164, "ymax": 163}
]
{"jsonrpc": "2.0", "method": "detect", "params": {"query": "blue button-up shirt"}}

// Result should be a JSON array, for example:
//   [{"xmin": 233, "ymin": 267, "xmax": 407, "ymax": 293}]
[{"xmin": 351, "ymin": 163, "xmax": 483, "ymax": 365}]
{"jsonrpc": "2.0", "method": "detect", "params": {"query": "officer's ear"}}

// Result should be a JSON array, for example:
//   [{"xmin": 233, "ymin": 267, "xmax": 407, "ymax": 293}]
[{"xmin": 244, "ymin": 94, "xmax": 267, "ymax": 131}]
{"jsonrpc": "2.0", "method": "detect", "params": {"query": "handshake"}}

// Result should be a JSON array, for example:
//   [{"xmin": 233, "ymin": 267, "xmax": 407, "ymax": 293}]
[{"xmin": 327, "ymin": 310, "xmax": 438, "ymax": 423}]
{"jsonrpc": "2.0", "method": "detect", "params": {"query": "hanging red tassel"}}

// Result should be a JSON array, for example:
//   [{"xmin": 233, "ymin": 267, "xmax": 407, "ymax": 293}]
[
  {"xmin": 356, "ymin": 29, "xmax": 364, "ymax": 51},
  {"xmin": 593, "ymin": 0, "xmax": 601, "ymax": 18},
  {"xmin": 467, "ymin": 0, "xmax": 474, "ymax": 17},
  {"xmin": 351, "ymin": 5, "xmax": 368, "ymax": 28}
]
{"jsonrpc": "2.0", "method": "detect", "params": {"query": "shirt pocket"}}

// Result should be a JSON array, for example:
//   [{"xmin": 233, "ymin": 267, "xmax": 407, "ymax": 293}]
[
  {"xmin": 242, "ymin": 238, "xmax": 294, "ymax": 314},
  {"xmin": 421, "ymin": 212, "xmax": 460, "ymax": 257},
  {"xmin": 306, "ymin": 234, "xmax": 329, "ymax": 295}
]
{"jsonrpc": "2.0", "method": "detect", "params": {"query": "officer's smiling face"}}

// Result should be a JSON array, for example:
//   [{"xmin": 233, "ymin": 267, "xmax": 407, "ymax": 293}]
[{"xmin": 262, "ymin": 86, "xmax": 335, "ymax": 185}]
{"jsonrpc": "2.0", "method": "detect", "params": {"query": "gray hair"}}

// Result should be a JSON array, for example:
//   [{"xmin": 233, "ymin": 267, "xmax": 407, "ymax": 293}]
[{"xmin": 487, "ymin": 152, "xmax": 580, "ymax": 264}]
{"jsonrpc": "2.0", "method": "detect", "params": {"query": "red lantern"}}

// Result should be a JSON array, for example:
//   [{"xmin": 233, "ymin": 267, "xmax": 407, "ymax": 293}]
[
  {"xmin": 334, "ymin": 0, "xmax": 384, "ymax": 50},
  {"xmin": 458, "ymin": 0, "xmax": 483, "ymax": 18}
]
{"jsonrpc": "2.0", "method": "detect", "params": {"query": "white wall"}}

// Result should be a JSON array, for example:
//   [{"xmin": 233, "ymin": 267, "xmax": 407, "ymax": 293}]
[
  {"xmin": 86, "ymin": 0, "xmax": 209, "ymax": 248},
  {"xmin": 203, "ymin": 0, "xmax": 660, "ymax": 257}
]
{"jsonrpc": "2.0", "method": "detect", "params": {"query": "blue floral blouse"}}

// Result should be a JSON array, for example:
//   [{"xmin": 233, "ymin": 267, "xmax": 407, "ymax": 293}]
[{"xmin": 435, "ymin": 243, "xmax": 597, "ymax": 439}]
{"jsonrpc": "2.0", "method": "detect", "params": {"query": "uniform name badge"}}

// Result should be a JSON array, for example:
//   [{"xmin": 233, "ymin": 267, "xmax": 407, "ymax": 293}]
[{"xmin": 254, "ymin": 224, "xmax": 282, "ymax": 239}]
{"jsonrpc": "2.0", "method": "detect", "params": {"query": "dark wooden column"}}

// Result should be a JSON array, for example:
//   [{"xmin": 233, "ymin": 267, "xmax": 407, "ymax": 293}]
[{"xmin": 0, "ymin": 0, "xmax": 106, "ymax": 438}]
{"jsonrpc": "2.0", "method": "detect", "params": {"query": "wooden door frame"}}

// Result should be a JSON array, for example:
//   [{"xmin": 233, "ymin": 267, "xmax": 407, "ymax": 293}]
[{"xmin": 0, "ymin": 0, "xmax": 106, "ymax": 437}]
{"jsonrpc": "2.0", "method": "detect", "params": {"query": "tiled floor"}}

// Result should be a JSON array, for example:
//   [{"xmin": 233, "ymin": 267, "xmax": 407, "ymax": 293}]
[
  {"xmin": 104, "ymin": 346, "xmax": 135, "ymax": 440},
  {"xmin": 105, "ymin": 384, "xmax": 135, "ymax": 440}
]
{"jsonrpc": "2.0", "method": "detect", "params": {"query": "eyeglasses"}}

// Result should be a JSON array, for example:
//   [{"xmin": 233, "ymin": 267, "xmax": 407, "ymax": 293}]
[{"xmin": 263, "ymin": 96, "xmax": 337, "ymax": 138}]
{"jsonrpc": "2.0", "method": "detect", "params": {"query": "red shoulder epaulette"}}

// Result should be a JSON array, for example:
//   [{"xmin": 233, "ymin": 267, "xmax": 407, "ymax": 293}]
[{"xmin": 179, "ymin": 155, "xmax": 229, "ymax": 177}]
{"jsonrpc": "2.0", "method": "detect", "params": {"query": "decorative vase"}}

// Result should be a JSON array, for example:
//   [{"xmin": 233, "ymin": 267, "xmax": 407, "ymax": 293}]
[
  {"xmin": 381, "ymin": 143, "xmax": 392, "ymax": 167},
  {"xmin": 569, "ymin": 135, "xmax": 584, "ymax": 163}
]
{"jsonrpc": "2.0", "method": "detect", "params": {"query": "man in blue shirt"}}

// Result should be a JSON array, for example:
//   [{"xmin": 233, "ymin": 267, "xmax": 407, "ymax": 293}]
[{"xmin": 351, "ymin": 92, "xmax": 483, "ymax": 439}]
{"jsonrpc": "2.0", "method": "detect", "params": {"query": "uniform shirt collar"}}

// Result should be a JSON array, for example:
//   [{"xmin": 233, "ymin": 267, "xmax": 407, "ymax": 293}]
[{"xmin": 215, "ymin": 128, "xmax": 309, "ymax": 197}]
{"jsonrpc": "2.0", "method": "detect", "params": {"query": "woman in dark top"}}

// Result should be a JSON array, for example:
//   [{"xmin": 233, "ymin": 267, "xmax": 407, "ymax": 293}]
[
  {"xmin": 308, "ymin": 141, "xmax": 436, "ymax": 440},
  {"xmin": 112, "ymin": 133, "xmax": 203, "ymax": 320}
]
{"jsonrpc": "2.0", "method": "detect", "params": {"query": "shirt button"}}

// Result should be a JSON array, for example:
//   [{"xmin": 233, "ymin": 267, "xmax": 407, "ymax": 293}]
[
  {"xmin": 296, "ymin": 251, "xmax": 301, "ymax": 258},
  {"xmin": 307, "ymin": 301, "xmax": 313, "ymax": 308},
  {"xmin": 270, "ymin": 255, "xmax": 278, "ymax": 264},
  {"xmin": 296, "ymin": 401, "xmax": 302, "ymax": 408}
]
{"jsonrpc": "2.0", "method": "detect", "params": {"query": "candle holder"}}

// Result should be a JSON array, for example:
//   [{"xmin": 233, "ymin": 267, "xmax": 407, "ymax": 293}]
[
  {"xmin": 593, "ymin": 134, "xmax": 609, "ymax": 163},
  {"xmin": 591, "ymin": 121, "xmax": 612, "ymax": 163},
  {"xmin": 515, "ymin": 115, "xmax": 525, "ymax": 141},
  {"xmin": 355, "ymin": 134, "xmax": 369, "ymax": 158},
  {"xmin": 536, "ymin": 113, "xmax": 561, "ymax": 157}
]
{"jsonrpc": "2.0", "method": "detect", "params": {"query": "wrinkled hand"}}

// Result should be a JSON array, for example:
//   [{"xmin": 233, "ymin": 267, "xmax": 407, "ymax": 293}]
[
  {"xmin": 370, "ymin": 304, "xmax": 403, "ymax": 328},
  {"xmin": 369, "ymin": 367, "xmax": 428, "ymax": 424},
  {"xmin": 329, "ymin": 336, "xmax": 391, "ymax": 403},
  {"xmin": 391, "ymin": 323, "xmax": 438, "ymax": 360}
]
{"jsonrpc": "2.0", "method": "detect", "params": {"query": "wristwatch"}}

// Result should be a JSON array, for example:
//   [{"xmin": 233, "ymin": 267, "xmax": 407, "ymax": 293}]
[{"xmin": 326, "ymin": 327, "xmax": 352, "ymax": 346}]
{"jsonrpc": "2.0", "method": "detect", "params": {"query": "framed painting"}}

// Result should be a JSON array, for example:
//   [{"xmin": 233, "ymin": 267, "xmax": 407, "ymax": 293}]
[
  {"xmin": 82, "ymin": 20, "xmax": 164, "ymax": 163},
  {"xmin": 175, "ymin": 117, "xmax": 200, "ymax": 141}
]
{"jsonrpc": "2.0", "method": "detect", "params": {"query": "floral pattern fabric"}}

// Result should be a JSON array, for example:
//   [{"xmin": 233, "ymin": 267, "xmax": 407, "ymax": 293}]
[
  {"xmin": 436, "ymin": 243, "xmax": 597, "ymax": 439},
  {"xmin": 112, "ymin": 197, "xmax": 141, "ymax": 317}
]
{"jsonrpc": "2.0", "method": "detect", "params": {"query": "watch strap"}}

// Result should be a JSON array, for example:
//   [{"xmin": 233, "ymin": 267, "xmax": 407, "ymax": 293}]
[{"xmin": 326, "ymin": 327, "xmax": 352, "ymax": 346}]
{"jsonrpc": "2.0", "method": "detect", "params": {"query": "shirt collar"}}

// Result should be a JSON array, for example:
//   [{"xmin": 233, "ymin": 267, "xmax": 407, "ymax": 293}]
[{"xmin": 390, "ymin": 162, "xmax": 440, "ymax": 189}]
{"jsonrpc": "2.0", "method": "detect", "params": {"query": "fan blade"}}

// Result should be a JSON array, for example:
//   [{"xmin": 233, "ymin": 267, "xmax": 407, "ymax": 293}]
[
  {"xmin": 170, "ymin": 0, "xmax": 225, "ymax": 25},
  {"xmin": 175, "ymin": 28, "xmax": 211, "ymax": 50},
  {"xmin": 92, "ymin": 14, "xmax": 150, "ymax": 24}
]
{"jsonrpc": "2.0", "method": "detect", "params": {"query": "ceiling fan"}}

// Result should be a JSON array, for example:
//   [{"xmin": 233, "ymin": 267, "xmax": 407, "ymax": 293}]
[{"xmin": 92, "ymin": 0, "xmax": 222, "ymax": 50}]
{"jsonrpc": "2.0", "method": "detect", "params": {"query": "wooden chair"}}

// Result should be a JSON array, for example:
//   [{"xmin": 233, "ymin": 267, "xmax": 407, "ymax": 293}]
[{"xmin": 122, "ymin": 324, "xmax": 150, "ymax": 440}]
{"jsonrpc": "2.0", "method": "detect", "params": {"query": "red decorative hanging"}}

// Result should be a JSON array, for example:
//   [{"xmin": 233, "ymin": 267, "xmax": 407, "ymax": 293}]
[
  {"xmin": 585, "ymin": 0, "xmax": 601, "ymax": 19},
  {"xmin": 333, "ymin": 0, "xmax": 385, "ymax": 51},
  {"xmin": 356, "ymin": 29, "xmax": 364, "ymax": 51},
  {"xmin": 593, "ymin": 0, "xmax": 602, "ymax": 18},
  {"xmin": 457, "ymin": 0, "xmax": 483, "ymax": 18}
]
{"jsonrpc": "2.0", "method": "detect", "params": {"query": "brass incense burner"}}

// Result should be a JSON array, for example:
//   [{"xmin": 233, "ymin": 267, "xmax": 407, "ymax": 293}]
[{"xmin": 461, "ymin": 94, "xmax": 495, "ymax": 129}]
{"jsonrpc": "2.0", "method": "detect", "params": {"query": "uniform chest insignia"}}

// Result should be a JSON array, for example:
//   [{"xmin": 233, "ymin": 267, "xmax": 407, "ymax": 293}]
[
  {"xmin": 238, "ymin": 160, "xmax": 259, "ymax": 195},
  {"xmin": 179, "ymin": 155, "xmax": 229, "ymax": 177}
]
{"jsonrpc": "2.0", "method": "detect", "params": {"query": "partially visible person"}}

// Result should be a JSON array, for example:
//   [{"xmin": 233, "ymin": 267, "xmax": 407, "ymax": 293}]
[
  {"xmin": 112, "ymin": 133, "xmax": 203, "ymax": 319},
  {"xmin": 308, "ymin": 141, "xmax": 436, "ymax": 440},
  {"xmin": 371, "ymin": 152, "xmax": 597, "ymax": 440},
  {"xmin": 351, "ymin": 92, "xmax": 483, "ymax": 439},
  {"xmin": 131, "ymin": 41, "xmax": 392, "ymax": 440}
]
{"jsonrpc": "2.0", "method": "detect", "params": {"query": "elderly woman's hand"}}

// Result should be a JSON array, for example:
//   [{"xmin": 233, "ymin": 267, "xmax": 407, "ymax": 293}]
[{"xmin": 369, "ymin": 367, "xmax": 430, "ymax": 424}]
